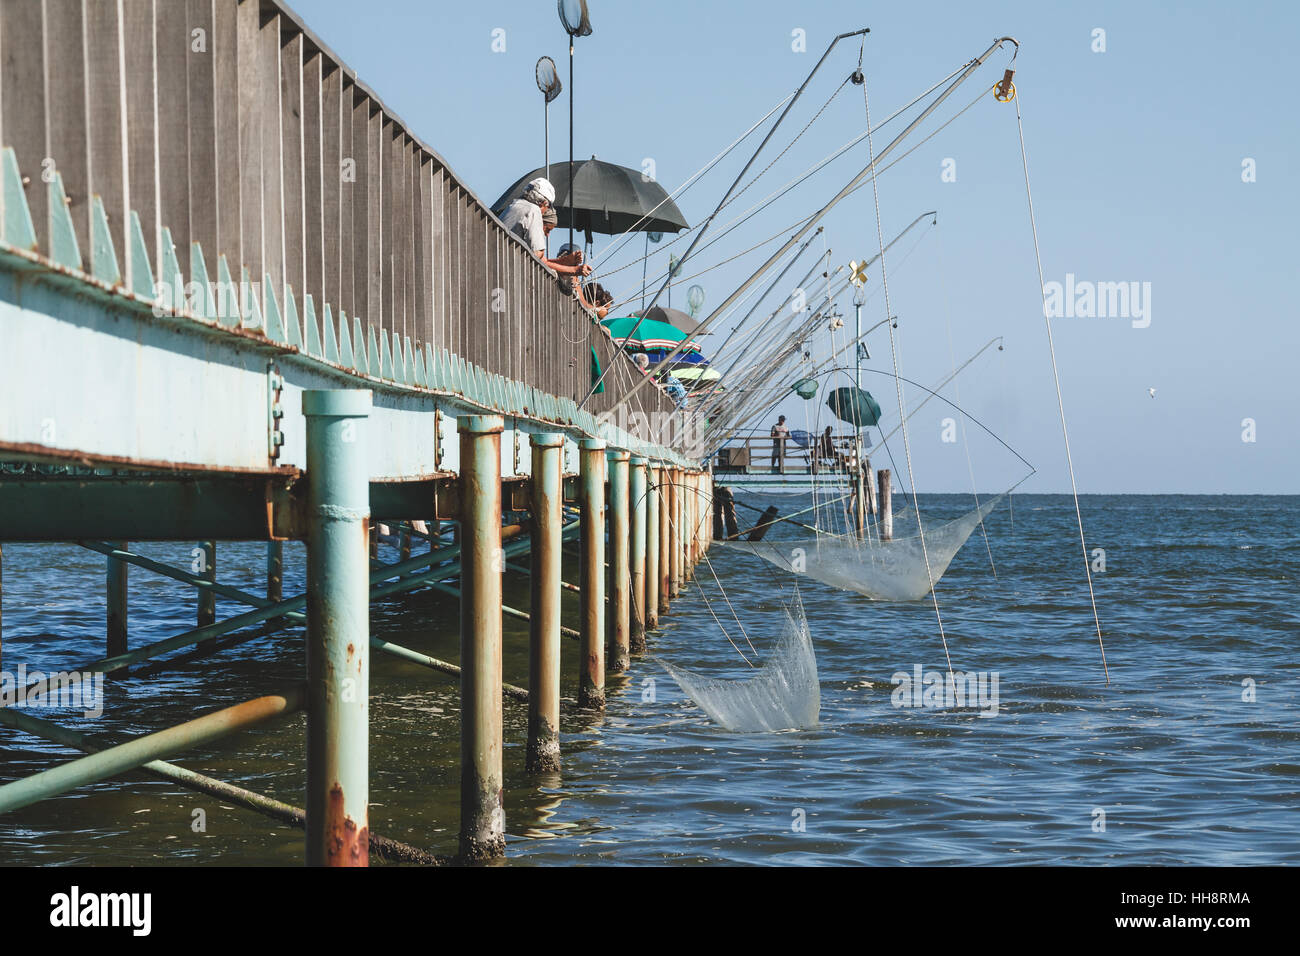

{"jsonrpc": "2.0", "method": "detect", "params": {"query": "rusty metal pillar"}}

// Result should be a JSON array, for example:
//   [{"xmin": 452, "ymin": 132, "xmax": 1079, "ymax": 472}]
[
  {"xmin": 526, "ymin": 432, "xmax": 564, "ymax": 774},
  {"xmin": 645, "ymin": 465, "xmax": 660, "ymax": 631},
  {"xmin": 659, "ymin": 468, "xmax": 671, "ymax": 616},
  {"xmin": 266, "ymin": 541, "xmax": 283, "ymax": 602},
  {"xmin": 666, "ymin": 470, "xmax": 679, "ymax": 599},
  {"xmin": 629, "ymin": 457, "xmax": 648, "ymax": 652},
  {"xmin": 198, "ymin": 541, "xmax": 216, "ymax": 627},
  {"xmin": 578, "ymin": 438, "xmax": 606, "ymax": 710},
  {"xmin": 607, "ymin": 450, "xmax": 631, "ymax": 675},
  {"xmin": 458, "ymin": 414, "xmax": 506, "ymax": 860},
  {"xmin": 303, "ymin": 389, "xmax": 372, "ymax": 867},
  {"xmin": 106, "ymin": 541, "xmax": 128, "ymax": 669},
  {"xmin": 703, "ymin": 469, "xmax": 714, "ymax": 554},
  {"xmin": 687, "ymin": 473, "xmax": 698, "ymax": 573}
]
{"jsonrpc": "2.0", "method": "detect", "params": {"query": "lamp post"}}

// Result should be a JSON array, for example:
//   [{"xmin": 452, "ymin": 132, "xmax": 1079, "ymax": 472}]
[{"xmin": 558, "ymin": 0, "xmax": 593, "ymax": 248}]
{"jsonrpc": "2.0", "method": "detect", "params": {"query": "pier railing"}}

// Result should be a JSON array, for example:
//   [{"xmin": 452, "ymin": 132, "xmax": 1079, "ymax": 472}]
[
  {"xmin": 715, "ymin": 429, "xmax": 866, "ymax": 474},
  {"xmin": 0, "ymin": 0, "xmax": 669, "ymax": 428}
]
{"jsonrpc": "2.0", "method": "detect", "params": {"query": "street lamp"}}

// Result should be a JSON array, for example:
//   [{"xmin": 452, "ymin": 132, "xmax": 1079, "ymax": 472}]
[{"xmin": 558, "ymin": 0, "xmax": 593, "ymax": 247}]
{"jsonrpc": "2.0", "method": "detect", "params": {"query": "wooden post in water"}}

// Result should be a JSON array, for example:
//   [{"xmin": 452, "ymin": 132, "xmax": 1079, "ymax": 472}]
[
  {"xmin": 878, "ymin": 468, "xmax": 893, "ymax": 541},
  {"xmin": 1, "ymin": 543, "xmax": 4, "ymax": 669},
  {"xmin": 266, "ymin": 541, "xmax": 283, "ymax": 602},
  {"xmin": 578, "ymin": 439, "xmax": 606, "ymax": 710},
  {"xmin": 198, "ymin": 541, "xmax": 216, "ymax": 626},
  {"xmin": 106, "ymin": 541, "xmax": 128, "ymax": 669},
  {"xmin": 645, "ymin": 465, "xmax": 660, "ymax": 631},
  {"xmin": 399, "ymin": 526, "xmax": 412, "ymax": 561},
  {"xmin": 854, "ymin": 463, "xmax": 867, "ymax": 538},
  {"xmin": 527, "ymin": 433, "xmax": 564, "ymax": 773},
  {"xmin": 607, "ymin": 450, "xmax": 631, "ymax": 675},
  {"xmin": 629, "ymin": 457, "xmax": 648, "ymax": 652},
  {"xmin": 457, "ymin": 414, "xmax": 506, "ymax": 860},
  {"xmin": 864, "ymin": 456, "xmax": 877, "ymax": 515},
  {"xmin": 658, "ymin": 466, "xmax": 671, "ymax": 616}
]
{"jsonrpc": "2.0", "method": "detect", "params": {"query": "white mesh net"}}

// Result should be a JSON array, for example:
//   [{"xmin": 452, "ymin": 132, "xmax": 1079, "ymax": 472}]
[
  {"xmin": 662, "ymin": 595, "xmax": 820, "ymax": 733},
  {"xmin": 719, "ymin": 494, "xmax": 1004, "ymax": 602}
]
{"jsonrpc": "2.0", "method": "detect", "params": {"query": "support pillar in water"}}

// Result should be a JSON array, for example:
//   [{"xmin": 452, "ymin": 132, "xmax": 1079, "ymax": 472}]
[
  {"xmin": 669, "ymin": 470, "xmax": 681, "ymax": 598},
  {"xmin": 266, "ymin": 541, "xmax": 283, "ymax": 602},
  {"xmin": 198, "ymin": 541, "xmax": 216, "ymax": 626},
  {"xmin": 704, "ymin": 466, "xmax": 714, "ymax": 554},
  {"xmin": 629, "ymin": 457, "xmax": 648, "ymax": 652},
  {"xmin": 106, "ymin": 541, "xmax": 128, "ymax": 669},
  {"xmin": 303, "ymin": 389, "xmax": 372, "ymax": 867},
  {"xmin": 578, "ymin": 438, "xmax": 606, "ymax": 710},
  {"xmin": 658, "ymin": 466, "xmax": 671, "ymax": 616},
  {"xmin": 458, "ymin": 414, "xmax": 506, "ymax": 860},
  {"xmin": 691, "ymin": 473, "xmax": 701, "ymax": 568},
  {"xmin": 645, "ymin": 465, "xmax": 660, "ymax": 632},
  {"xmin": 878, "ymin": 468, "xmax": 893, "ymax": 541},
  {"xmin": 607, "ymin": 450, "xmax": 631, "ymax": 675},
  {"xmin": 527, "ymin": 432, "xmax": 564, "ymax": 774},
  {"xmin": 855, "ymin": 461, "xmax": 867, "ymax": 538}
]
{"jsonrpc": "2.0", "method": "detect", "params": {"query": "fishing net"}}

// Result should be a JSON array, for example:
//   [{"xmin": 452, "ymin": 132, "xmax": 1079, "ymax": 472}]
[
  {"xmin": 719, "ymin": 494, "xmax": 1004, "ymax": 602},
  {"xmin": 662, "ymin": 595, "xmax": 820, "ymax": 732}
]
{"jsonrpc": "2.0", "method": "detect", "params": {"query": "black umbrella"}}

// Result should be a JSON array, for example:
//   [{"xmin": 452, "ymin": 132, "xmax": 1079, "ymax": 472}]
[{"xmin": 491, "ymin": 158, "xmax": 689, "ymax": 237}]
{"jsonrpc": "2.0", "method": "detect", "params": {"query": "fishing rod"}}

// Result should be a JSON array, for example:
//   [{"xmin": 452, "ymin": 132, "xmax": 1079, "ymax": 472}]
[
  {"xmin": 697, "ymin": 291, "xmax": 852, "ymax": 439},
  {"xmin": 580, "ymin": 27, "xmax": 872, "ymax": 408},
  {"xmin": 676, "ymin": 229, "xmax": 824, "ymax": 379},
  {"xmin": 690, "ymin": 211, "xmax": 935, "ymax": 432},
  {"xmin": 601, "ymin": 38, "xmax": 1020, "ymax": 419},
  {"xmin": 706, "ymin": 334, "xmax": 1008, "ymax": 460},
  {"xmin": 683, "ymin": 261, "xmax": 839, "ymax": 431}
]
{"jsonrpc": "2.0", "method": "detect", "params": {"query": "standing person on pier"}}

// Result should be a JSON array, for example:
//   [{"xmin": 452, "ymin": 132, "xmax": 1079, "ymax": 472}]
[{"xmin": 770, "ymin": 415, "xmax": 790, "ymax": 474}]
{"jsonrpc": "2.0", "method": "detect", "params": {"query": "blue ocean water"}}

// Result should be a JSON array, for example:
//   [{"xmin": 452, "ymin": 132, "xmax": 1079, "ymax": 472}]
[{"xmin": 0, "ymin": 493, "xmax": 1295, "ymax": 865}]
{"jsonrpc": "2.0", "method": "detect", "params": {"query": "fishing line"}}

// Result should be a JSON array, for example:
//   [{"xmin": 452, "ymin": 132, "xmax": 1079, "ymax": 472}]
[
  {"xmin": 600, "ymin": 73, "xmax": 987, "ymax": 300},
  {"xmin": 597, "ymin": 62, "xmax": 969, "ymax": 282},
  {"xmin": 936, "ymin": 222, "xmax": 998, "ymax": 579},
  {"xmin": 1012, "ymin": 89, "xmax": 1109, "ymax": 683},
  {"xmin": 590, "ymin": 92, "xmax": 796, "ymax": 267},
  {"xmin": 862, "ymin": 77, "xmax": 955, "ymax": 679}
]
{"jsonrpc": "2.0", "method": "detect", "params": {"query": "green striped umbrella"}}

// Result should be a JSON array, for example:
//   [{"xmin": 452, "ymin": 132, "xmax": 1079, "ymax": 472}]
[{"xmin": 601, "ymin": 316, "xmax": 701, "ymax": 353}]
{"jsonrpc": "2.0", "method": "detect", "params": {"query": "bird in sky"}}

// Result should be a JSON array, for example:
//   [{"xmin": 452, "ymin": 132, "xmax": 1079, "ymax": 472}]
[{"xmin": 1148, "ymin": 388, "xmax": 1157, "ymax": 398}]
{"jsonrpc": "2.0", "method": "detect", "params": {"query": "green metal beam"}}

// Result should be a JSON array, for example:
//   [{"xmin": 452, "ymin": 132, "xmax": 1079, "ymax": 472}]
[{"xmin": 0, "ymin": 686, "xmax": 305, "ymax": 814}]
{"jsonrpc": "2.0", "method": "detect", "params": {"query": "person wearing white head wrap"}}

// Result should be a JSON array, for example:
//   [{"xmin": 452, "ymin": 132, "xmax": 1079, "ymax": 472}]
[
  {"xmin": 522, "ymin": 177, "xmax": 556, "ymax": 206},
  {"xmin": 499, "ymin": 176, "xmax": 592, "ymax": 280}
]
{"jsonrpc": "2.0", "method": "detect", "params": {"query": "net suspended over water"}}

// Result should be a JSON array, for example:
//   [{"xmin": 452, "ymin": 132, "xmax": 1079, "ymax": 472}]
[
  {"xmin": 719, "ymin": 494, "xmax": 1005, "ymax": 602},
  {"xmin": 662, "ymin": 594, "xmax": 820, "ymax": 733}
]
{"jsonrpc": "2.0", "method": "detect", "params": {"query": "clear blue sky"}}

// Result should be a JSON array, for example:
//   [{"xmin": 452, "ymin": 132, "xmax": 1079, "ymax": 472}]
[{"xmin": 295, "ymin": 0, "xmax": 1297, "ymax": 494}]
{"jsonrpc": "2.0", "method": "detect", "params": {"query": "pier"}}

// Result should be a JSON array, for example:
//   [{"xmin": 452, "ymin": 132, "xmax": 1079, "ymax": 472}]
[{"xmin": 0, "ymin": 0, "xmax": 711, "ymax": 865}]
